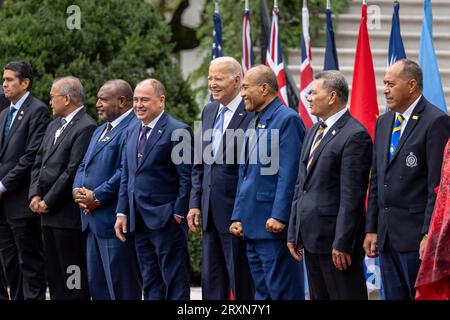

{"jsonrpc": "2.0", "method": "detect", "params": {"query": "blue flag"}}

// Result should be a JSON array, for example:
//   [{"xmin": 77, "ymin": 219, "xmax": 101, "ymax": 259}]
[
  {"xmin": 212, "ymin": 12, "xmax": 223, "ymax": 60},
  {"xmin": 418, "ymin": 0, "xmax": 447, "ymax": 113},
  {"xmin": 323, "ymin": 8, "xmax": 339, "ymax": 71},
  {"xmin": 387, "ymin": 1, "xmax": 406, "ymax": 66}
]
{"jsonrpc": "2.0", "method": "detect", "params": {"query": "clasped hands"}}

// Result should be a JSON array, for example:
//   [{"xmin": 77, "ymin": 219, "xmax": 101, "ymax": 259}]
[
  {"xmin": 73, "ymin": 187, "xmax": 99, "ymax": 214},
  {"xmin": 29, "ymin": 195, "xmax": 49, "ymax": 214}
]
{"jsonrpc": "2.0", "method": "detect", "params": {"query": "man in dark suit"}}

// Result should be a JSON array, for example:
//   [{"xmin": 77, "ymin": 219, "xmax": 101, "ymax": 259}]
[
  {"xmin": 229, "ymin": 65, "xmax": 306, "ymax": 300},
  {"xmin": 115, "ymin": 79, "xmax": 192, "ymax": 300},
  {"xmin": 0, "ymin": 61, "xmax": 49, "ymax": 300},
  {"xmin": 187, "ymin": 57, "xmax": 254, "ymax": 300},
  {"xmin": 364, "ymin": 59, "xmax": 450, "ymax": 300},
  {"xmin": 287, "ymin": 71, "xmax": 372, "ymax": 300},
  {"xmin": 29, "ymin": 76, "xmax": 96, "ymax": 300},
  {"xmin": 73, "ymin": 80, "xmax": 142, "ymax": 300}
]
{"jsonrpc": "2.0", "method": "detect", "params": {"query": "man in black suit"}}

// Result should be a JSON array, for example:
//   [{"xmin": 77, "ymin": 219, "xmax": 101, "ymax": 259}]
[
  {"xmin": 0, "ymin": 61, "xmax": 50, "ymax": 300},
  {"xmin": 288, "ymin": 71, "xmax": 372, "ymax": 300},
  {"xmin": 29, "ymin": 76, "xmax": 96, "ymax": 300},
  {"xmin": 364, "ymin": 59, "xmax": 450, "ymax": 300},
  {"xmin": 187, "ymin": 56, "xmax": 254, "ymax": 300}
]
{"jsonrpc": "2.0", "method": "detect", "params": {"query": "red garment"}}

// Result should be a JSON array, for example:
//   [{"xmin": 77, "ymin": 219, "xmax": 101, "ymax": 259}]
[{"xmin": 415, "ymin": 138, "xmax": 450, "ymax": 300}]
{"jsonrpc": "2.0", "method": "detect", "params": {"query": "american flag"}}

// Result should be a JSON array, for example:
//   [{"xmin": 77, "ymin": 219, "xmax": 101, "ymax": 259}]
[
  {"xmin": 212, "ymin": 11, "xmax": 223, "ymax": 59},
  {"xmin": 298, "ymin": 4, "xmax": 316, "ymax": 129},
  {"xmin": 242, "ymin": 7, "xmax": 254, "ymax": 75},
  {"xmin": 265, "ymin": 7, "xmax": 288, "ymax": 107}
]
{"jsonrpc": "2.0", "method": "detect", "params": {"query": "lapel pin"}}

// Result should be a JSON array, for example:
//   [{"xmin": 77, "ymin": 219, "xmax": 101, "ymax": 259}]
[
  {"xmin": 257, "ymin": 124, "xmax": 266, "ymax": 129},
  {"xmin": 412, "ymin": 115, "xmax": 419, "ymax": 120},
  {"xmin": 239, "ymin": 113, "xmax": 243, "ymax": 116},
  {"xmin": 158, "ymin": 130, "xmax": 162, "ymax": 134},
  {"xmin": 18, "ymin": 116, "xmax": 23, "ymax": 120},
  {"xmin": 332, "ymin": 130, "xmax": 336, "ymax": 135},
  {"xmin": 20, "ymin": 110, "xmax": 24, "ymax": 115}
]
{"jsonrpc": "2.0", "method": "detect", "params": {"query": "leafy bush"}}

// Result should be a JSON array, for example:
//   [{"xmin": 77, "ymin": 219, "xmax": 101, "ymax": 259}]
[{"xmin": 0, "ymin": 0, "xmax": 198, "ymax": 126}]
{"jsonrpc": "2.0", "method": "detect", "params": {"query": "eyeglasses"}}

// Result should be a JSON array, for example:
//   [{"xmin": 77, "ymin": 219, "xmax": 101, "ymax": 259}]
[{"xmin": 49, "ymin": 94, "xmax": 67, "ymax": 101}]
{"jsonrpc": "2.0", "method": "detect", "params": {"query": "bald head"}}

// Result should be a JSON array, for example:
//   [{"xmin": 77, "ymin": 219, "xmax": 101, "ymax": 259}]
[
  {"xmin": 208, "ymin": 56, "xmax": 243, "ymax": 105},
  {"xmin": 240, "ymin": 65, "xmax": 279, "ymax": 112}
]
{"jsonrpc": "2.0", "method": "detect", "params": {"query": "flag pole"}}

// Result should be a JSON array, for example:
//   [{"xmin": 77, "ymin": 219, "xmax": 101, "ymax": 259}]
[
  {"xmin": 274, "ymin": 0, "xmax": 278, "ymax": 9},
  {"xmin": 303, "ymin": 0, "xmax": 307, "ymax": 9},
  {"xmin": 245, "ymin": 0, "xmax": 249, "ymax": 11},
  {"xmin": 326, "ymin": 0, "xmax": 331, "ymax": 10},
  {"xmin": 214, "ymin": 0, "xmax": 219, "ymax": 14},
  {"xmin": 363, "ymin": 0, "xmax": 367, "ymax": 5}
]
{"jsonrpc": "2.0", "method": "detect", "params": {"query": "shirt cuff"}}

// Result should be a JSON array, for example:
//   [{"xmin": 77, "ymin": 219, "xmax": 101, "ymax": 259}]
[
  {"xmin": 116, "ymin": 213, "xmax": 127, "ymax": 217},
  {"xmin": 0, "ymin": 181, "xmax": 6, "ymax": 193}
]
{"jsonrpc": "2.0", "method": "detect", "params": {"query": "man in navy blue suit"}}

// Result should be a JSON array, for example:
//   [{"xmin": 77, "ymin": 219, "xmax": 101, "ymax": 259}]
[
  {"xmin": 364, "ymin": 59, "xmax": 450, "ymax": 300},
  {"xmin": 188, "ymin": 57, "xmax": 254, "ymax": 300},
  {"xmin": 73, "ymin": 80, "xmax": 142, "ymax": 300},
  {"xmin": 230, "ymin": 65, "xmax": 306, "ymax": 300},
  {"xmin": 115, "ymin": 79, "xmax": 192, "ymax": 300}
]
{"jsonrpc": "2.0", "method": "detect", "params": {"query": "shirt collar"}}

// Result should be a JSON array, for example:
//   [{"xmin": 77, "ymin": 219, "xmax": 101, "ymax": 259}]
[
  {"xmin": 63, "ymin": 105, "xmax": 84, "ymax": 124},
  {"xmin": 322, "ymin": 107, "xmax": 348, "ymax": 129},
  {"xmin": 219, "ymin": 95, "xmax": 241, "ymax": 114},
  {"xmin": 142, "ymin": 110, "xmax": 164, "ymax": 129},
  {"xmin": 9, "ymin": 91, "xmax": 30, "ymax": 111},
  {"xmin": 398, "ymin": 95, "xmax": 421, "ymax": 122},
  {"xmin": 110, "ymin": 109, "xmax": 133, "ymax": 128}
]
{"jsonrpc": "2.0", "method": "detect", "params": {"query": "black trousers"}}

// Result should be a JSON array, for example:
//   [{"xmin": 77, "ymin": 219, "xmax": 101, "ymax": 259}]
[
  {"xmin": 0, "ymin": 217, "xmax": 46, "ymax": 300},
  {"xmin": 0, "ymin": 260, "xmax": 9, "ymax": 300},
  {"xmin": 304, "ymin": 248, "xmax": 368, "ymax": 300},
  {"xmin": 42, "ymin": 226, "xmax": 89, "ymax": 300}
]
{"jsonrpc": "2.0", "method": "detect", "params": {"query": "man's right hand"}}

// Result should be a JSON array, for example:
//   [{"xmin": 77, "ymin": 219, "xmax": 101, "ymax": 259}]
[
  {"xmin": 187, "ymin": 208, "xmax": 201, "ymax": 233},
  {"xmin": 29, "ymin": 195, "xmax": 42, "ymax": 213},
  {"xmin": 363, "ymin": 233, "xmax": 378, "ymax": 258},
  {"xmin": 229, "ymin": 222, "xmax": 243, "ymax": 238},
  {"xmin": 114, "ymin": 215, "xmax": 128, "ymax": 242},
  {"xmin": 287, "ymin": 241, "xmax": 304, "ymax": 262}
]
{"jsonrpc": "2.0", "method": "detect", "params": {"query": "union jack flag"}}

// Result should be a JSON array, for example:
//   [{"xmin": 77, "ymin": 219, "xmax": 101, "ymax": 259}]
[
  {"xmin": 265, "ymin": 7, "xmax": 288, "ymax": 107},
  {"xmin": 242, "ymin": 8, "xmax": 254, "ymax": 75},
  {"xmin": 298, "ymin": 5, "xmax": 316, "ymax": 129}
]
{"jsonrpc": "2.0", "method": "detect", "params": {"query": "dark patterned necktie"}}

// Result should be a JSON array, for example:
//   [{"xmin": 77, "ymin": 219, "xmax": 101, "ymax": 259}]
[{"xmin": 137, "ymin": 126, "xmax": 151, "ymax": 163}]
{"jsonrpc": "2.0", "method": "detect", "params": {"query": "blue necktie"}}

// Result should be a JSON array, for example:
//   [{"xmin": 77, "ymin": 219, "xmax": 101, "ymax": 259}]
[
  {"xmin": 3, "ymin": 107, "xmax": 17, "ymax": 144},
  {"xmin": 389, "ymin": 114, "xmax": 405, "ymax": 161},
  {"xmin": 211, "ymin": 107, "xmax": 228, "ymax": 157}
]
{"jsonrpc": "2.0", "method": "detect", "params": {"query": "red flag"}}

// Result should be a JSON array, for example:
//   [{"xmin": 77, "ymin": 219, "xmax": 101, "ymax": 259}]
[
  {"xmin": 298, "ymin": 5, "xmax": 316, "ymax": 129},
  {"xmin": 265, "ymin": 7, "xmax": 288, "ymax": 107},
  {"xmin": 350, "ymin": 3, "xmax": 379, "ymax": 140}
]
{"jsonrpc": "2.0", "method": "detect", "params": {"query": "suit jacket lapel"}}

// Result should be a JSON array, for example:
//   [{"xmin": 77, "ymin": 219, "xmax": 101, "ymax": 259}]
[
  {"xmin": 44, "ymin": 110, "xmax": 85, "ymax": 162},
  {"xmin": 388, "ymin": 99, "xmax": 425, "ymax": 166},
  {"xmin": 0, "ymin": 96, "xmax": 32, "ymax": 153},
  {"xmin": 0, "ymin": 108, "xmax": 9, "ymax": 154},
  {"xmin": 302, "ymin": 123, "xmax": 319, "ymax": 166},
  {"xmin": 87, "ymin": 112, "xmax": 134, "ymax": 166},
  {"xmin": 138, "ymin": 112, "xmax": 167, "ymax": 169},
  {"xmin": 305, "ymin": 111, "xmax": 350, "ymax": 178}
]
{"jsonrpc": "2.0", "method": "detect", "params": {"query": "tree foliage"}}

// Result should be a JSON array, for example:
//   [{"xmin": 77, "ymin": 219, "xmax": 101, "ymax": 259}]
[{"xmin": 0, "ymin": 0, "xmax": 198, "ymax": 125}]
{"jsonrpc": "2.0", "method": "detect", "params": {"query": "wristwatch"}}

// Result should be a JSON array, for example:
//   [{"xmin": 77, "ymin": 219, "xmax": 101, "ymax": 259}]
[{"xmin": 93, "ymin": 192, "xmax": 101, "ymax": 206}]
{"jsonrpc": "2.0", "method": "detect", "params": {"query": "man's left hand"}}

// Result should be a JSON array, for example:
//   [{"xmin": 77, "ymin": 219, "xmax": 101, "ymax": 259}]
[
  {"xmin": 266, "ymin": 218, "xmax": 285, "ymax": 233},
  {"xmin": 332, "ymin": 248, "xmax": 351, "ymax": 271}
]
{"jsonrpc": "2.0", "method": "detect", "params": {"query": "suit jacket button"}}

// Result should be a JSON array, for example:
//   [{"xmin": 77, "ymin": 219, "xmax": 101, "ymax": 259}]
[
  {"xmin": 243, "ymin": 176, "xmax": 247, "ymax": 181},
  {"xmin": 384, "ymin": 184, "xmax": 388, "ymax": 188},
  {"xmin": 42, "ymin": 165, "xmax": 46, "ymax": 169}
]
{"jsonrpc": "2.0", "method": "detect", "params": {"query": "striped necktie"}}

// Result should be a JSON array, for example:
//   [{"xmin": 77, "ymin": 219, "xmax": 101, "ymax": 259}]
[
  {"xmin": 389, "ymin": 114, "xmax": 405, "ymax": 161},
  {"xmin": 307, "ymin": 121, "xmax": 327, "ymax": 172}
]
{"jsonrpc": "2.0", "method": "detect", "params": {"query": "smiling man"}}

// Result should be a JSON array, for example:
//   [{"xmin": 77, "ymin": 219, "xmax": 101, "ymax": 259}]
[
  {"xmin": 0, "ymin": 61, "xmax": 50, "ymax": 300},
  {"xmin": 115, "ymin": 78, "xmax": 193, "ymax": 300}
]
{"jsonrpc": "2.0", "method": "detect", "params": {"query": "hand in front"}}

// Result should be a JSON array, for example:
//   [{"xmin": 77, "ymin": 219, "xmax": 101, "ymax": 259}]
[
  {"xmin": 363, "ymin": 233, "xmax": 378, "ymax": 258},
  {"xmin": 114, "ymin": 215, "xmax": 127, "ymax": 242},
  {"xmin": 74, "ymin": 187, "xmax": 99, "ymax": 214},
  {"xmin": 332, "ymin": 249, "xmax": 352, "ymax": 271},
  {"xmin": 229, "ymin": 222, "xmax": 243, "ymax": 238},
  {"xmin": 187, "ymin": 208, "xmax": 201, "ymax": 232},
  {"xmin": 419, "ymin": 234, "xmax": 428, "ymax": 260},
  {"xmin": 266, "ymin": 218, "xmax": 285, "ymax": 233},
  {"xmin": 287, "ymin": 241, "xmax": 304, "ymax": 262}
]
